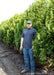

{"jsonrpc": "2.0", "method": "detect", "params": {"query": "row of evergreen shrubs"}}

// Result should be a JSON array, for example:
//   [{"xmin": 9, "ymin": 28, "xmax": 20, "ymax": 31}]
[{"xmin": 0, "ymin": 0, "xmax": 54, "ymax": 67}]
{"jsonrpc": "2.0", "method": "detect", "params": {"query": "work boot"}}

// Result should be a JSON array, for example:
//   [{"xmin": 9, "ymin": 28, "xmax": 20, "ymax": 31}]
[
  {"xmin": 31, "ymin": 72, "xmax": 35, "ymax": 75},
  {"xmin": 20, "ymin": 69, "xmax": 29, "ymax": 74}
]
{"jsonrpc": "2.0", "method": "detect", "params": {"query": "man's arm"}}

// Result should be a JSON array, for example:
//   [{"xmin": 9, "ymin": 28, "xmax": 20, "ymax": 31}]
[
  {"xmin": 20, "ymin": 30, "xmax": 24, "ymax": 51},
  {"xmin": 20, "ymin": 37, "xmax": 24, "ymax": 51},
  {"xmin": 31, "ymin": 29, "xmax": 37, "ymax": 50},
  {"xmin": 20, "ymin": 37, "xmax": 24, "ymax": 47},
  {"xmin": 32, "ymin": 29, "xmax": 37, "ymax": 41}
]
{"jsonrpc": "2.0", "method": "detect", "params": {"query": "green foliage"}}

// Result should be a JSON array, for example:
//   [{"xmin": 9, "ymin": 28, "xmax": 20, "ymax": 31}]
[
  {"xmin": 14, "ymin": 18, "xmax": 24, "ymax": 50},
  {"xmin": 0, "ymin": 0, "xmax": 54, "ymax": 67},
  {"xmin": 32, "ymin": 0, "xmax": 54, "ymax": 66}
]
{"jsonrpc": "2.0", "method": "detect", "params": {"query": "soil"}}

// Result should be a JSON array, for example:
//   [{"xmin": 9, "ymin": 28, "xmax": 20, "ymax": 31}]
[{"xmin": 0, "ymin": 40, "xmax": 54, "ymax": 75}]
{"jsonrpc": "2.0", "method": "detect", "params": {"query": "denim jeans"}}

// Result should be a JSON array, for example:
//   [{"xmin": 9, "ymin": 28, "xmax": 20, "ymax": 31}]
[{"xmin": 23, "ymin": 48, "xmax": 35, "ymax": 72}]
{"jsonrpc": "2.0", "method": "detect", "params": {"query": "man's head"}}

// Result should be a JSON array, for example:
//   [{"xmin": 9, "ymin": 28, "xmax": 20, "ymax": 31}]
[{"xmin": 27, "ymin": 21, "xmax": 32, "ymax": 29}]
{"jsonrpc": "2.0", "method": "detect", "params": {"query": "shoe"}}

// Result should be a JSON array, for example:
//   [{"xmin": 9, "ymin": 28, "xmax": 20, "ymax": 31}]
[
  {"xmin": 31, "ymin": 72, "xmax": 35, "ymax": 75},
  {"xmin": 20, "ymin": 69, "xmax": 29, "ymax": 74}
]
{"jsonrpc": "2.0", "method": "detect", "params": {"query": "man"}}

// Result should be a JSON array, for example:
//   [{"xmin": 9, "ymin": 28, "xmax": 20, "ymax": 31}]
[{"xmin": 20, "ymin": 21, "xmax": 37, "ymax": 75}]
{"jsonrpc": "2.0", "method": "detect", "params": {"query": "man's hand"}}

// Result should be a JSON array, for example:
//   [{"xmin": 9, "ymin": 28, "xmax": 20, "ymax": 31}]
[
  {"xmin": 20, "ymin": 45, "xmax": 23, "ymax": 51},
  {"xmin": 31, "ymin": 45, "xmax": 34, "ymax": 50}
]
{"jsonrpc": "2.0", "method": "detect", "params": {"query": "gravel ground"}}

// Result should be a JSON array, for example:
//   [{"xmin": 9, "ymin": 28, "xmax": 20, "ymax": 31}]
[{"xmin": 0, "ymin": 40, "xmax": 54, "ymax": 75}]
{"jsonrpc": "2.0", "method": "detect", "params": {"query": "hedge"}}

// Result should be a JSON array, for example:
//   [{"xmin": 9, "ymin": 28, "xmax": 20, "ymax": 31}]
[{"xmin": 0, "ymin": 0, "xmax": 54, "ymax": 67}]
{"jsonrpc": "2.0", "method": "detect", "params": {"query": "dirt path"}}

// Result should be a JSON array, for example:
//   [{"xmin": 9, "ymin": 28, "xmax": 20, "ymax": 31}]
[
  {"xmin": 0, "ymin": 40, "xmax": 25, "ymax": 75},
  {"xmin": 0, "ymin": 40, "xmax": 53, "ymax": 75}
]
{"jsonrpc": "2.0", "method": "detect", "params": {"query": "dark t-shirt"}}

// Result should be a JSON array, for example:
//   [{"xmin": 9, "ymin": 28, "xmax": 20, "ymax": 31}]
[{"xmin": 21, "ymin": 28, "xmax": 37, "ymax": 49}]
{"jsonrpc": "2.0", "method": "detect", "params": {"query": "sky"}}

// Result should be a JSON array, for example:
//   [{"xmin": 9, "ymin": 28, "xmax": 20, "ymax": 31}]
[{"xmin": 0, "ymin": 0, "xmax": 35, "ymax": 24}]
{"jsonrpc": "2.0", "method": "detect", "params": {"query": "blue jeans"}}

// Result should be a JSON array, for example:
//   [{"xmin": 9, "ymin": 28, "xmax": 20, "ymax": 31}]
[{"xmin": 23, "ymin": 48, "xmax": 35, "ymax": 72}]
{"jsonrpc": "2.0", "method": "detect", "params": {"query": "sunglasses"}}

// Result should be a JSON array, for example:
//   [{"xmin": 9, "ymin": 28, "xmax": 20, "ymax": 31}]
[{"xmin": 27, "ymin": 23, "xmax": 31, "ymax": 24}]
